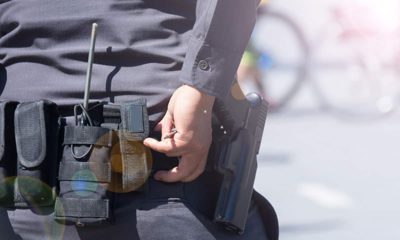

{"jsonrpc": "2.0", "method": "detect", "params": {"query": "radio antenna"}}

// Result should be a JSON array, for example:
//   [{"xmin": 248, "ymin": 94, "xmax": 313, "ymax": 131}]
[{"xmin": 83, "ymin": 23, "xmax": 98, "ymax": 111}]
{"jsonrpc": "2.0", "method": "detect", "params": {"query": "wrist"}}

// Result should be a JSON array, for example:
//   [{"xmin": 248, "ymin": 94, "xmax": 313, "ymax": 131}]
[{"xmin": 182, "ymin": 84, "xmax": 215, "ymax": 107}]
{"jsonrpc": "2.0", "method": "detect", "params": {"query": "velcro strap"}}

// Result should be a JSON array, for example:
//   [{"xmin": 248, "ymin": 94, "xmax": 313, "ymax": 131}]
[
  {"xmin": 55, "ymin": 197, "xmax": 109, "ymax": 218},
  {"xmin": 103, "ymin": 100, "xmax": 149, "ymax": 140},
  {"xmin": 63, "ymin": 126, "xmax": 113, "ymax": 147},
  {"xmin": 120, "ymin": 100, "xmax": 149, "ymax": 141},
  {"xmin": 119, "ymin": 132, "xmax": 149, "ymax": 191},
  {"xmin": 58, "ymin": 162, "xmax": 111, "ymax": 183}
]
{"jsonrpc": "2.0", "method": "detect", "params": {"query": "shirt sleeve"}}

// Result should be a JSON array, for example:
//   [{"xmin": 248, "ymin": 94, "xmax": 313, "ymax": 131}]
[{"xmin": 179, "ymin": 0, "xmax": 260, "ymax": 97}]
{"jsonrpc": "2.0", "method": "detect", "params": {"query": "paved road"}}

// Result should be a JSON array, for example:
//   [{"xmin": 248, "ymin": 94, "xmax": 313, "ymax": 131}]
[
  {"xmin": 251, "ymin": 1, "xmax": 400, "ymax": 239},
  {"xmin": 254, "ymin": 107, "xmax": 400, "ymax": 240}
]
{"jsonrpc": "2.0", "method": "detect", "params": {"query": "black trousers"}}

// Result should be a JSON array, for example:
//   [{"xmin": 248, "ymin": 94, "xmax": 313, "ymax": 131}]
[{"xmin": 1, "ymin": 152, "xmax": 278, "ymax": 240}]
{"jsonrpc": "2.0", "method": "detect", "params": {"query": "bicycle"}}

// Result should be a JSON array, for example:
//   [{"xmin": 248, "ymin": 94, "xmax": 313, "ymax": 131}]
[
  {"xmin": 237, "ymin": 5, "xmax": 309, "ymax": 112},
  {"xmin": 239, "ymin": 1, "xmax": 400, "ymax": 120}
]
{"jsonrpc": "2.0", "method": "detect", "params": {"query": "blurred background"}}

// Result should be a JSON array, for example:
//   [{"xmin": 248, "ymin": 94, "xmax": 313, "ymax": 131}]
[{"xmin": 246, "ymin": 0, "xmax": 400, "ymax": 239}]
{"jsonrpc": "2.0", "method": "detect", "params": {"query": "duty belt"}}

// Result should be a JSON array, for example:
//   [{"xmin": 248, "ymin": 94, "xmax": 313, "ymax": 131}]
[
  {"xmin": 0, "ymin": 99, "xmax": 151, "ymax": 226},
  {"xmin": 0, "ymin": 89, "xmax": 269, "ymax": 234}
]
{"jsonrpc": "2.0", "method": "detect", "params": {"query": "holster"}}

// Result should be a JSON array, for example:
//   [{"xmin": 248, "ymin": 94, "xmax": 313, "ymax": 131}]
[{"xmin": 54, "ymin": 99, "xmax": 150, "ymax": 226}]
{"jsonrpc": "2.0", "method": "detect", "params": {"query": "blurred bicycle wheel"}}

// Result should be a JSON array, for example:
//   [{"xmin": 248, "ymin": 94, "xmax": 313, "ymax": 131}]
[{"xmin": 241, "ymin": 7, "xmax": 309, "ymax": 111}]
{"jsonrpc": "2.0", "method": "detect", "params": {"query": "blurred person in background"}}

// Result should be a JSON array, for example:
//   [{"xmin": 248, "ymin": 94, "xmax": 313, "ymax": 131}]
[{"xmin": 237, "ymin": 0, "xmax": 269, "ymax": 100}]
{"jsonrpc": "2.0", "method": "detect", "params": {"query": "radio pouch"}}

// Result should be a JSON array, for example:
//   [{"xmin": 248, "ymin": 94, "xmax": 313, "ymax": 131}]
[
  {"xmin": 54, "ymin": 99, "xmax": 151, "ymax": 226},
  {"xmin": 14, "ymin": 100, "xmax": 60, "ymax": 209},
  {"xmin": 55, "ymin": 104, "xmax": 115, "ymax": 226},
  {"xmin": 0, "ymin": 101, "xmax": 18, "ymax": 207}
]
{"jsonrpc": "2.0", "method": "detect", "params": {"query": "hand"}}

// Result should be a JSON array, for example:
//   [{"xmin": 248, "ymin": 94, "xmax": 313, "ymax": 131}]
[{"xmin": 143, "ymin": 85, "xmax": 215, "ymax": 182}]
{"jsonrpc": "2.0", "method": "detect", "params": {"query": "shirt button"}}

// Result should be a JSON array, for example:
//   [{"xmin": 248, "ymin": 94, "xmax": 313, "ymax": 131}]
[{"xmin": 198, "ymin": 60, "xmax": 210, "ymax": 71}]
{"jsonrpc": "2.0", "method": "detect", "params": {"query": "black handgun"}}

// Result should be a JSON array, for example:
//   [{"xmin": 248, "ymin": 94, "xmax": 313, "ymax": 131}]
[{"xmin": 211, "ymin": 84, "xmax": 268, "ymax": 234}]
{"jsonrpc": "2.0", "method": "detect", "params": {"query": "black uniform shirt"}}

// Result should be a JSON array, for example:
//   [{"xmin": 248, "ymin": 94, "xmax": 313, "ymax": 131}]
[{"xmin": 0, "ymin": 0, "xmax": 258, "ymax": 123}]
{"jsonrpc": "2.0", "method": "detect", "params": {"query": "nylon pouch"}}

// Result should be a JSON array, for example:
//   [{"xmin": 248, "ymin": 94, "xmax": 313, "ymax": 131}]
[
  {"xmin": 55, "ymin": 100, "xmax": 150, "ymax": 226},
  {"xmin": 0, "ymin": 101, "xmax": 18, "ymax": 207},
  {"xmin": 55, "ymin": 104, "xmax": 115, "ymax": 226},
  {"xmin": 103, "ymin": 99, "xmax": 151, "ymax": 193},
  {"xmin": 14, "ymin": 100, "xmax": 60, "ymax": 209},
  {"xmin": 55, "ymin": 125, "xmax": 115, "ymax": 225}
]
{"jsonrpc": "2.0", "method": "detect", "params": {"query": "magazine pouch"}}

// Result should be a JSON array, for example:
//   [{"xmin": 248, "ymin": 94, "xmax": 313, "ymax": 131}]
[{"xmin": 14, "ymin": 100, "xmax": 60, "ymax": 209}]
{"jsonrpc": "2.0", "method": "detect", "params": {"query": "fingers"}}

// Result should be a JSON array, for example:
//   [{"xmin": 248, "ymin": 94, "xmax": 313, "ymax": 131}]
[
  {"xmin": 181, "ymin": 154, "xmax": 208, "ymax": 182},
  {"xmin": 153, "ymin": 122, "xmax": 162, "ymax": 132},
  {"xmin": 146, "ymin": 113, "xmax": 180, "ymax": 155},
  {"xmin": 142, "ymin": 84, "xmax": 215, "ymax": 183},
  {"xmin": 143, "ymin": 137, "xmax": 186, "ymax": 157},
  {"xmin": 144, "ymin": 138, "xmax": 208, "ymax": 182},
  {"xmin": 153, "ymin": 113, "xmax": 174, "ymax": 139},
  {"xmin": 154, "ymin": 153, "xmax": 206, "ymax": 183},
  {"xmin": 144, "ymin": 130, "xmax": 208, "ymax": 183},
  {"xmin": 160, "ymin": 114, "xmax": 174, "ymax": 140}
]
